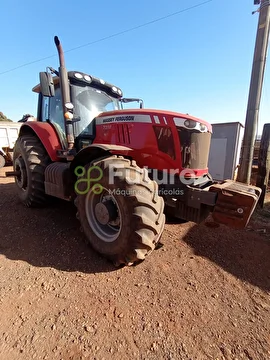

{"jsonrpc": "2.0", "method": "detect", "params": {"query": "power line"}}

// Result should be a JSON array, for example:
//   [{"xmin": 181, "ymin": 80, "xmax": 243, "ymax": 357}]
[
  {"xmin": 64, "ymin": 0, "xmax": 214, "ymax": 53},
  {"xmin": 0, "ymin": 0, "xmax": 213, "ymax": 76}
]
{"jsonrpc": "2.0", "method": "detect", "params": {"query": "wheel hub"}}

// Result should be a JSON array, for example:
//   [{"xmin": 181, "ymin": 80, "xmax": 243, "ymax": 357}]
[
  {"xmin": 86, "ymin": 188, "xmax": 122, "ymax": 243},
  {"xmin": 14, "ymin": 157, "xmax": 27, "ymax": 189},
  {"xmin": 95, "ymin": 200, "xmax": 118, "ymax": 225}
]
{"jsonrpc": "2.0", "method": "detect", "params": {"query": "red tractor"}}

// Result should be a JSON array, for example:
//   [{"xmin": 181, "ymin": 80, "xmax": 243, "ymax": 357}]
[{"xmin": 7, "ymin": 37, "xmax": 261, "ymax": 266}]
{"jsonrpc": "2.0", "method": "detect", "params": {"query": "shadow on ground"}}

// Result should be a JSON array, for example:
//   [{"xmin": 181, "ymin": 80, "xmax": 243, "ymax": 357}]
[
  {"xmin": 181, "ymin": 215, "xmax": 270, "ymax": 292},
  {"xmin": 0, "ymin": 182, "xmax": 118, "ymax": 274}
]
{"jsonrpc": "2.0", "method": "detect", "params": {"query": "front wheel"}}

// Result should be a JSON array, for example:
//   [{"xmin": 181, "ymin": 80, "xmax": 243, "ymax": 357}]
[{"xmin": 75, "ymin": 156, "xmax": 165, "ymax": 266}]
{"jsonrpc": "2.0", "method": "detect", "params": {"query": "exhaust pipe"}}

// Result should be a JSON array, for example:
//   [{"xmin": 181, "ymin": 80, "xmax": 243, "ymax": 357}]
[{"xmin": 54, "ymin": 36, "xmax": 75, "ymax": 156}]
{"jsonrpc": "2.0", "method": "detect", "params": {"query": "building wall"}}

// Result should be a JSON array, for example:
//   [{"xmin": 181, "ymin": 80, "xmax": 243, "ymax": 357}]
[{"xmin": 208, "ymin": 122, "xmax": 244, "ymax": 180}]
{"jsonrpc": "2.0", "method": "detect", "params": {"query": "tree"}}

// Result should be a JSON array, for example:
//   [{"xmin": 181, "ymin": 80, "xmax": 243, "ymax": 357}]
[{"xmin": 0, "ymin": 111, "xmax": 12, "ymax": 122}]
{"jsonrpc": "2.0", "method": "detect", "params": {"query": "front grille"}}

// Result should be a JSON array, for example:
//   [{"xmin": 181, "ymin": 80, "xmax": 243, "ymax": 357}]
[{"xmin": 177, "ymin": 129, "xmax": 211, "ymax": 169}]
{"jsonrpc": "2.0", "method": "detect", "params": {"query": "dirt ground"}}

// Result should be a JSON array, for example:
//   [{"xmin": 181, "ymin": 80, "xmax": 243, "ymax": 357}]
[{"xmin": 0, "ymin": 166, "xmax": 269, "ymax": 360}]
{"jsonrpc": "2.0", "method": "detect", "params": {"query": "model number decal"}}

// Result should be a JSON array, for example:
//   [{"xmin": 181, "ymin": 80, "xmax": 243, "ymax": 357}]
[{"xmin": 102, "ymin": 124, "xmax": 112, "ymax": 130}]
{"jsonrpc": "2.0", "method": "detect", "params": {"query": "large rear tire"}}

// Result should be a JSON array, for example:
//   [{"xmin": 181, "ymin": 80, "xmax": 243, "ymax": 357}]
[
  {"xmin": 75, "ymin": 156, "xmax": 165, "ymax": 266},
  {"xmin": 13, "ymin": 135, "xmax": 50, "ymax": 207}
]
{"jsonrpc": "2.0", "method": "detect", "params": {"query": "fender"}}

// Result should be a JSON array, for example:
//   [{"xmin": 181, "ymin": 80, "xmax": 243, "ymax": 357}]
[
  {"xmin": 18, "ymin": 122, "xmax": 63, "ymax": 161},
  {"xmin": 70, "ymin": 143, "xmax": 134, "ymax": 175}
]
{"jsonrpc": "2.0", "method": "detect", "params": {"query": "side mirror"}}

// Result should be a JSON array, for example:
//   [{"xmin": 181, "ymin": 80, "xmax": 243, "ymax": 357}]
[
  {"xmin": 120, "ymin": 98, "xmax": 144, "ymax": 109},
  {"xmin": 39, "ymin": 72, "xmax": 55, "ymax": 97}
]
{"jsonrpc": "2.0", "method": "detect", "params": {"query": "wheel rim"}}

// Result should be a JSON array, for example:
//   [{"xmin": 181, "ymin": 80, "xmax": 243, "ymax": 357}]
[
  {"xmin": 85, "ymin": 187, "xmax": 122, "ymax": 243},
  {"xmin": 14, "ymin": 156, "xmax": 27, "ymax": 190}
]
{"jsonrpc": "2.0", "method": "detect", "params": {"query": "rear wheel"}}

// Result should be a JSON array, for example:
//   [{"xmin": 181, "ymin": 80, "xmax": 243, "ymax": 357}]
[
  {"xmin": 75, "ymin": 156, "xmax": 165, "ymax": 266},
  {"xmin": 13, "ymin": 134, "xmax": 50, "ymax": 207}
]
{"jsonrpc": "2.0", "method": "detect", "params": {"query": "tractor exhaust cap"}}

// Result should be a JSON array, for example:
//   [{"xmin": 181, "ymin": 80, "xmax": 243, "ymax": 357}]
[{"xmin": 54, "ymin": 36, "xmax": 60, "ymax": 46}]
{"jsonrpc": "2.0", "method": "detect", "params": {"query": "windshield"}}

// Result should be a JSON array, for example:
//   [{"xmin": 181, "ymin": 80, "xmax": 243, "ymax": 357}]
[{"xmin": 71, "ymin": 84, "xmax": 120, "ymax": 136}]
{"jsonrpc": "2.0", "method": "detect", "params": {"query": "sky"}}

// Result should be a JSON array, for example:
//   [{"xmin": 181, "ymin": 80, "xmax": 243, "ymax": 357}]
[{"xmin": 0, "ymin": 0, "xmax": 269, "ymax": 134}]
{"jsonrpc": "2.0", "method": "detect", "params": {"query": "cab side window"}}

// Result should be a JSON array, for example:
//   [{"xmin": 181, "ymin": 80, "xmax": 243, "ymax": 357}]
[
  {"xmin": 41, "ymin": 96, "xmax": 49, "ymax": 121},
  {"xmin": 41, "ymin": 87, "xmax": 64, "ymax": 132},
  {"xmin": 49, "ymin": 87, "xmax": 64, "ymax": 132}
]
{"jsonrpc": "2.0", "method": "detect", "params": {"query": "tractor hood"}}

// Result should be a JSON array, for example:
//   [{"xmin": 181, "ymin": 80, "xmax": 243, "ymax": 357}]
[
  {"xmin": 94, "ymin": 108, "xmax": 212, "ymax": 176},
  {"xmin": 95, "ymin": 109, "xmax": 212, "ymax": 133}
]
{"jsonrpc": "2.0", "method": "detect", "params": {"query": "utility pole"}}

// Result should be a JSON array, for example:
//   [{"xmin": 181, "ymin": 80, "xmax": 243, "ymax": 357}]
[
  {"xmin": 237, "ymin": 0, "xmax": 270, "ymax": 184},
  {"xmin": 256, "ymin": 123, "xmax": 270, "ymax": 206}
]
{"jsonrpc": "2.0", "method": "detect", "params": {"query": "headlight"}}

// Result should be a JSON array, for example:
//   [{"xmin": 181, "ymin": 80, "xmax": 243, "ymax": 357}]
[
  {"xmin": 200, "ymin": 123, "xmax": 206, "ymax": 131},
  {"xmin": 74, "ymin": 72, "xmax": 83, "ymax": 79},
  {"xmin": 65, "ymin": 102, "xmax": 74, "ymax": 110},
  {"xmin": 84, "ymin": 75, "xmax": 92, "ymax": 82},
  {"xmin": 184, "ymin": 120, "xmax": 196, "ymax": 128}
]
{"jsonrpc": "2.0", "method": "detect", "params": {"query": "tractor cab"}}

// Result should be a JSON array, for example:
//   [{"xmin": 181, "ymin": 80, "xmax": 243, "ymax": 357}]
[
  {"xmin": 33, "ymin": 72, "xmax": 121, "ymax": 152},
  {"xmin": 33, "ymin": 70, "xmax": 142, "ymax": 153}
]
